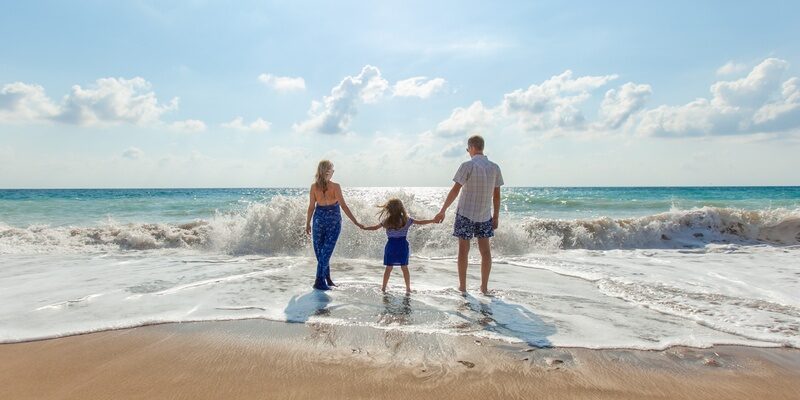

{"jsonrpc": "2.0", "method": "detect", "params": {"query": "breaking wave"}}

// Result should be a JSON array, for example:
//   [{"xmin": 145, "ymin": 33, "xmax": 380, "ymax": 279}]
[{"xmin": 1, "ymin": 195, "xmax": 799, "ymax": 255}]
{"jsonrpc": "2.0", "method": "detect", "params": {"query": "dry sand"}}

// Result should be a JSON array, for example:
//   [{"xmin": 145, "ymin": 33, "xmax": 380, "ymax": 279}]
[{"xmin": 1, "ymin": 320, "xmax": 799, "ymax": 400}]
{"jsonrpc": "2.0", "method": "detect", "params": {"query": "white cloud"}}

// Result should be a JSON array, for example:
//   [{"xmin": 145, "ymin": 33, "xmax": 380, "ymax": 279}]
[
  {"xmin": 221, "ymin": 116, "xmax": 271, "ymax": 132},
  {"xmin": 596, "ymin": 82, "xmax": 652, "ymax": 129},
  {"xmin": 122, "ymin": 147, "xmax": 143, "ymax": 160},
  {"xmin": 710, "ymin": 58, "xmax": 788, "ymax": 108},
  {"xmin": 441, "ymin": 141, "xmax": 466, "ymax": 158},
  {"xmin": 0, "ymin": 82, "xmax": 60, "ymax": 122},
  {"xmin": 501, "ymin": 70, "xmax": 618, "ymax": 131},
  {"xmin": 258, "ymin": 73, "xmax": 306, "ymax": 92},
  {"xmin": 436, "ymin": 101, "xmax": 493, "ymax": 137},
  {"xmin": 638, "ymin": 58, "xmax": 800, "ymax": 136},
  {"xmin": 57, "ymin": 77, "xmax": 178, "ymax": 126},
  {"xmin": 751, "ymin": 77, "xmax": 800, "ymax": 130},
  {"xmin": 170, "ymin": 119, "xmax": 207, "ymax": 132},
  {"xmin": 432, "ymin": 70, "xmax": 620, "ymax": 138},
  {"xmin": 293, "ymin": 65, "xmax": 389, "ymax": 134},
  {"xmin": 0, "ymin": 77, "xmax": 199, "ymax": 129},
  {"xmin": 393, "ymin": 77, "xmax": 446, "ymax": 98},
  {"xmin": 637, "ymin": 99, "xmax": 721, "ymax": 136},
  {"xmin": 717, "ymin": 61, "xmax": 748, "ymax": 76}
]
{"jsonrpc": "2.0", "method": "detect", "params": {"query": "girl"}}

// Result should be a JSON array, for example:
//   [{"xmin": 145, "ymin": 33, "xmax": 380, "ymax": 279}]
[
  {"xmin": 360, "ymin": 198, "xmax": 435, "ymax": 293},
  {"xmin": 305, "ymin": 160, "xmax": 361, "ymax": 291}
]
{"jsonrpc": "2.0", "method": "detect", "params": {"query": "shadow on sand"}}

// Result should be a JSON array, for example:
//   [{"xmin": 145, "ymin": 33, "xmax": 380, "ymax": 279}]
[
  {"xmin": 377, "ymin": 293, "xmax": 412, "ymax": 325},
  {"xmin": 453, "ymin": 294, "xmax": 556, "ymax": 347},
  {"xmin": 284, "ymin": 290, "xmax": 333, "ymax": 323}
]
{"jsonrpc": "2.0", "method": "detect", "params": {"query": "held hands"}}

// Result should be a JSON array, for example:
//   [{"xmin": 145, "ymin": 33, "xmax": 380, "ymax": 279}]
[{"xmin": 433, "ymin": 212, "xmax": 446, "ymax": 224}]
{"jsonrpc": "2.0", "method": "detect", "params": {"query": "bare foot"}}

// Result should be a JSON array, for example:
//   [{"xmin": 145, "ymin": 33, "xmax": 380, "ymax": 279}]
[{"xmin": 381, "ymin": 286, "xmax": 387, "ymax": 293}]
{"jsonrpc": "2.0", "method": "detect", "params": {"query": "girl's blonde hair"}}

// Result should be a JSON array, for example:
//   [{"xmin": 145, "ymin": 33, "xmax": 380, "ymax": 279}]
[
  {"xmin": 378, "ymin": 198, "xmax": 408, "ymax": 230},
  {"xmin": 314, "ymin": 160, "xmax": 333, "ymax": 193}
]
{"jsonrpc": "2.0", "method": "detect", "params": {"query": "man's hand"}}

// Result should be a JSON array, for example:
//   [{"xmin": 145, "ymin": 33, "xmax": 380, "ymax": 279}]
[{"xmin": 434, "ymin": 212, "xmax": 446, "ymax": 223}]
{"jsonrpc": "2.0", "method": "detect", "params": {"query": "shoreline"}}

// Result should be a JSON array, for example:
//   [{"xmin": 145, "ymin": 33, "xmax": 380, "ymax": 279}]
[
  {"xmin": 1, "ymin": 316, "xmax": 796, "ymax": 352},
  {"xmin": 2, "ymin": 319, "xmax": 799, "ymax": 399}
]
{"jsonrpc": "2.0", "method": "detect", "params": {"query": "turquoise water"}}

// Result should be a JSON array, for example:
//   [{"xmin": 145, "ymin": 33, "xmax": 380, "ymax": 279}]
[
  {"xmin": 1, "ymin": 187, "xmax": 799, "ymax": 227},
  {"xmin": 2, "ymin": 187, "xmax": 799, "ymax": 348}
]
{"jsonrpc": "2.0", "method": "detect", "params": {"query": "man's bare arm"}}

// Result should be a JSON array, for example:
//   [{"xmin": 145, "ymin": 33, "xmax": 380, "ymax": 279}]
[
  {"xmin": 434, "ymin": 182, "xmax": 462, "ymax": 223},
  {"xmin": 492, "ymin": 186, "xmax": 501, "ymax": 229}
]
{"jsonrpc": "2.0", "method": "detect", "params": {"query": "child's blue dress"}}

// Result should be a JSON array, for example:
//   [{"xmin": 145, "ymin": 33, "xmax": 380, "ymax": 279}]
[{"xmin": 384, "ymin": 218, "xmax": 413, "ymax": 266}]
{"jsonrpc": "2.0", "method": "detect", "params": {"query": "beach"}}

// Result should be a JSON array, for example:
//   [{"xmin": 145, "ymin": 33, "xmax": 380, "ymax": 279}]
[
  {"xmin": 1, "ymin": 187, "xmax": 799, "ymax": 398},
  {"xmin": 2, "ymin": 320, "xmax": 799, "ymax": 400}
]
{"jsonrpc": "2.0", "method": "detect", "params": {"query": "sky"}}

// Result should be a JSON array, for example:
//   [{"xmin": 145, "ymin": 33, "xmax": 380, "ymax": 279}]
[{"xmin": 1, "ymin": 0, "xmax": 799, "ymax": 188}]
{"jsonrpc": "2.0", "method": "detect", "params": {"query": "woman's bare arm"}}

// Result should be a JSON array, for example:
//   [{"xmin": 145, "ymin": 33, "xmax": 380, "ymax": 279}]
[
  {"xmin": 305, "ymin": 184, "xmax": 316, "ymax": 234},
  {"xmin": 412, "ymin": 218, "xmax": 436, "ymax": 225},
  {"xmin": 334, "ymin": 183, "xmax": 361, "ymax": 227}
]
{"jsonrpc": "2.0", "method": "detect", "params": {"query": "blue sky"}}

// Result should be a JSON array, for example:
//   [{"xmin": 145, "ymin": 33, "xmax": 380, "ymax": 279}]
[{"xmin": 1, "ymin": 0, "xmax": 799, "ymax": 188}]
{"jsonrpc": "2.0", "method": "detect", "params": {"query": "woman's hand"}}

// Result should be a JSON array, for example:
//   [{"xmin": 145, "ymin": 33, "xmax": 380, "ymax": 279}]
[
  {"xmin": 355, "ymin": 222, "xmax": 364, "ymax": 230},
  {"xmin": 305, "ymin": 223, "xmax": 311, "ymax": 235}
]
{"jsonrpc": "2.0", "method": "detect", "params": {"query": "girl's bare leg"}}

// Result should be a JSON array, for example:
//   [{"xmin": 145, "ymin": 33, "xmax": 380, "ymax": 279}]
[
  {"xmin": 382, "ymin": 266, "xmax": 392, "ymax": 292},
  {"xmin": 400, "ymin": 265, "xmax": 411, "ymax": 293}
]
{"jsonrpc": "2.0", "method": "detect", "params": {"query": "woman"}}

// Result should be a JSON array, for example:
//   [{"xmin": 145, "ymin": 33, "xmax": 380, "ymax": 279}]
[{"xmin": 305, "ymin": 160, "xmax": 361, "ymax": 290}]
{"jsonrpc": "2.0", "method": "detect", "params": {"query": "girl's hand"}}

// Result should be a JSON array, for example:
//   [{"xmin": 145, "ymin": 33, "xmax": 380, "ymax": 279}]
[{"xmin": 305, "ymin": 223, "xmax": 311, "ymax": 235}]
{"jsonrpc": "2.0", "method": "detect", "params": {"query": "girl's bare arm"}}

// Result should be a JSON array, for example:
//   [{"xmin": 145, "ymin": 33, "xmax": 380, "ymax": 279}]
[{"xmin": 361, "ymin": 223, "xmax": 382, "ymax": 231}]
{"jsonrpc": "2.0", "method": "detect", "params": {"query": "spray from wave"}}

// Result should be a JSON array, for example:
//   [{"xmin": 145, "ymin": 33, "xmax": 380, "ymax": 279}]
[{"xmin": 1, "ymin": 195, "xmax": 798, "ymax": 255}]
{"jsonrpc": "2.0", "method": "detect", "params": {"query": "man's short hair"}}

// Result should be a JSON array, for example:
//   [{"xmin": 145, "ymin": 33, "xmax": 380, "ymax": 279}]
[{"xmin": 467, "ymin": 135, "xmax": 484, "ymax": 151}]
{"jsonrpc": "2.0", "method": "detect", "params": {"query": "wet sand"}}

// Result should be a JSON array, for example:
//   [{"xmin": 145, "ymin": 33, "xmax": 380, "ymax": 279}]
[{"xmin": 1, "ymin": 320, "xmax": 799, "ymax": 400}]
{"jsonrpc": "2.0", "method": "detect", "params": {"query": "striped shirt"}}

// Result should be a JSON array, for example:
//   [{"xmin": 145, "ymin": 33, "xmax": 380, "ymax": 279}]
[
  {"xmin": 453, "ymin": 154, "xmax": 504, "ymax": 222},
  {"xmin": 385, "ymin": 218, "xmax": 414, "ymax": 238}
]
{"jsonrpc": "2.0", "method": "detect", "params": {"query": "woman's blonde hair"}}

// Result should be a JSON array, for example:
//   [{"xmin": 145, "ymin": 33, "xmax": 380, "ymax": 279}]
[
  {"xmin": 378, "ymin": 198, "xmax": 408, "ymax": 230},
  {"xmin": 314, "ymin": 160, "xmax": 333, "ymax": 193}
]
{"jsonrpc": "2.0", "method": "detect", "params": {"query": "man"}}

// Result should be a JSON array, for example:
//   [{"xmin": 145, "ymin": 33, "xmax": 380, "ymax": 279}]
[{"xmin": 434, "ymin": 135, "xmax": 503, "ymax": 294}]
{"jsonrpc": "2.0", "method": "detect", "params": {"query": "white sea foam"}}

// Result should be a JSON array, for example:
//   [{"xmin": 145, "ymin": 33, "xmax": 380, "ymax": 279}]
[
  {"xmin": 1, "ymin": 193, "xmax": 799, "ymax": 349},
  {"xmin": 1, "ymin": 245, "xmax": 797, "ymax": 349},
  {"xmin": 1, "ymin": 197, "xmax": 799, "ymax": 255}
]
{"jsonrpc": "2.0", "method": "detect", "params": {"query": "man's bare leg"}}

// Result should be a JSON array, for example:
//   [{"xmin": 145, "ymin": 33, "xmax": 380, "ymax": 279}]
[
  {"xmin": 457, "ymin": 239, "xmax": 471, "ymax": 292},
  {"xmin": 477, "ymin": 238, "xmax": 492, "ymax": 294}
]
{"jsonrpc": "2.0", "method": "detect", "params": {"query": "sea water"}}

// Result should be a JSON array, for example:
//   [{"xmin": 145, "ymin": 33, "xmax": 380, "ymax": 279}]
[{"xmin": 1, "ymin": 187, "xmax": 799, "ymax": 349}]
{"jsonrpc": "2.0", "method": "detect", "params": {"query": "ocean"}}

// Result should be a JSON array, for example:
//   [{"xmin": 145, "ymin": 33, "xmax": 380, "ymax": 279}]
[{"xmin": 1, "ymin": 187, "xmax": 799, "ymax": 349}]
